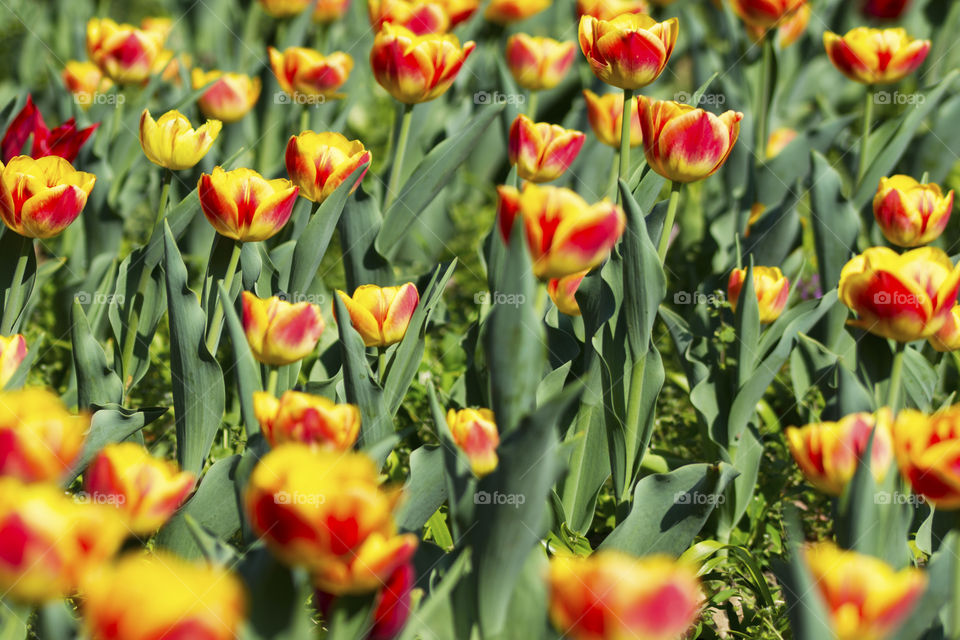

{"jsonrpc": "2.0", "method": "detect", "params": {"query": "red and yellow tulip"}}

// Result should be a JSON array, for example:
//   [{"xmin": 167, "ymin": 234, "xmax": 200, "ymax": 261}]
[
  {"xmin": 824, "ymin": 27, "xmax": 930, "ymax": 85},
  {"xmin": 269, "ymin": 47, "xmax": 354, "ymax": 101},
  {"xmin": 245, "ymin": 444, "xmax": 418, "ymax": 594},
  {"xmin": 242, "ymin": 292, "xmax": 325, "ymax": 366},
  {"xmin": 730, "ymin": 0, "xmax": 806, "ymax": 29},
  {"xmin": 583, "ymin": 90, "xmax": 643, "ymax": 148},
  {"xmin": 446, "ymin": 408, "xmax": 499, "ymax": 477},
  {"xmin": 804, "ymin": 542, "xmax": 925, "ymax": 640},
  {"xmin": 368, "ymin": 0, "xmax": 450, "ymax": 34},
  {"xmin": 285, "ymin": 131, "xmax": 371, "ymax": 203},
  {"xmin": 0, "ymin": 156, "xmax": 95, "ymax": 238},
  {"xmin": 0, "ymin": 388, "xmax": 88, "ymax": 483},
  {"xmin": 508, "ymin": 115, "xmax": 585, "ymax": 183},
  {"xmin": 62, "ymin": 61, "xmax": 114, "ymax": 109},
  {"xmin": 198, "ymin": 167, "xmax": 298, "ymax": 242},
  {"xmin": 548, "ymin": 271, "xmax": 588, "ymax": 316},
  {"xmin": 786, "ymin": 410, "xmax": 894, "ymax": 496},
  {"xmin": 892, "ymin": 407, "xmax": 960, "ymax": 508},
  {"xmin": 930, "ymin": 306, "xmax": 960, "ymax": 352},
  {"xmin": 578, "ymin": 14, "xmax": 678, "ymax": 90},
  {"xmin": 435, "ymin": 0, "xmax": 479, "ymax": 25},
  {"xmin": 83, "ymin": 442, "xmax": 195, "ymax": 534},
  {"xmin": 766, "ymin": 127, "xmax": 797, "ymax": 159},
  {"xmin": 862, "ymin": 0, "xmax": 910, "ymax": 19},
  {"xmin": 259, "ymin": 0, "xmax": 312, "ymax": 17},
  {"xmin": 82, "ymin": 552, "xmax": 247, "ymax": 640},
  {"xmin": 505, "ymin": 34, "xmax": 576, "ymax": 91},
  {"xmin": 0, "ymin": 334, "xmax": 26, "ymax": 389},
  {"xmin": 335, "ymin": 283, "xmax": 419, "ymax": 348},
  {"xmin": 86, "ymin": 18, "xmax": 165, "ymax": 84},
  {"xmin": 873, "ymin": 175, "xmax": 953, "ymax": 248},
  {"xmin": 577, "ymin": 0, "xmax": 649, "ymax": 21},
  {"xmin": 728, "ymin": 266, "xmax": 790, "ymax": 323},
  {"xmin": 192, "ymin": 69, "xmax": 262, "ymax": 123},
  {"xmin": 314, "ymin": 0, "xmax": 353, "ymax": 21},
  {"xmin": 370, "ymin": 24, "xmax": 476, "ymax": 104},
  {"xmin": 139, "ymin": 109, "xmax": 221, "ymax": 171},
  {"xmin": 548, "ymin": 551, "xmax": 702, "ymax": 640},
  {"xmin": 746, "ymin": 3, "xmax": 810, "ymax": 47},
  {"xmin": 253, "ymin": 390, "xmax": 361, "ymax": 450},
  {"xmin": 315, "ymin": 562, "xmax": 414, "ymax": 640},
  {"xmin": 838, "ymin": 247, "xmax": 960, "ymax": 342},
  {"xmin": 485, "ymin": 0, "xmax": 550, "ymax": 23},
  {"xmin": 497, "ymin": 184, "xmax": 626, "ymax": 281}
]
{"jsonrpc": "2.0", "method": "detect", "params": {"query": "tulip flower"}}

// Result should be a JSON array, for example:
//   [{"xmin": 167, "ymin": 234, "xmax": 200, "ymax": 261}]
[
  {"xmin": 862, "ymin": 0, "xmax": 910, "ymax": 19},
  {"xmin": 83, "ymin": 442, "xmax": 195, "ymax": 534},
  {"xmin": 838, "ymin": 247, "xmax": 960, "ymax": 342},
  {"xmin": 583, "ymin": 90, "xmax": 643, "ymax": 148},
  {"xmin": 504, "ymin": 34, "xmax": 576, "ymax": 91},
  {"xmin": 729, "ymin": 0, "xmax": 806, "ymax": 29},
  {"xmin": 1, "ymin": 95, "xmax": 99, "ymax": 163},
  {"xmin": 370, "ymin": 24, "xmax": 476, "ymax": 104},
  {"xmin": 0, "ymin": 334, "xmax": 26, "ymax": 389},
  {"xmin": 368, "ymin": 0, "xmax": 450, "ymax": 34},
  {"xmin": 872, "ymin": 175, "xmax": 954, "ymax": 248},
  {"xmin": 245, "ymin": 444, "xmax": 418, "ymax": 594},
  {"xmin": 62, "ymin": 61, "xmax": 114, "ymax": 109},
  {"xmin": 242, "ymin": 292, "xmax": 325, "ymax": 366},
  {"xmin": 285, "ymin": 131, "xmax": 371, "ymax": 203},
  {"xmin": 728, "ymin": 266, "xmax": 790, "ymax": 323},
  {"xmin": 578, "ymin": 14, "xmax": 678, "ymax": 91},
  {"xmin": 786, "ymin": 410, "xmax": 894, "ymax": 496},
  {"xmin": 335, "ymin": 283, "xmax": 419, "ymax": 348},
  {"xmin": 0, "ymin": 477, "xmax": 125, "ymax": 603},
  {"xmin": 314, "ymin": 0, "xmax": 353, "ymax": 21},
  {"xmin": 315, "ymin": 562, "xmax": 414, "ymax": 640},
  {"xmin": 86, "ymin": 18, "xmax": 165, "ymax": 84},
  {"xmin": 892, "ymin": 407, "xmax": 960, "ymax": 508},
  {"xmin": 577, "ymin": 0, "xmax": 649, "ymax": 20},
  {"xmin": 508, "ymin": 115, "xmax": 585, "ymax": 183},
  {"xmin": 930, "ymin": 307, "xmax": 960, "ymax": 352},
  {"xmin": 259, "ymin": 0, "xmax": 312, "ymax": 17},
  {"xmin": 139, "ymin": 109, "xmax": 221, "ymax": 171},
  {"xmin": 253, "ymin": 390, "xmax": 361, "ymax": 450},
  {"xmin": 747, "ymin": 3, "xmax": 810, "ymax": 47},
  {"xmin": 198, "ymin": 167, "xmax": 298, "ymax": 242},
  {"xmin": 548, "ymin": 551, "xmax": 702, "ymax": 640},
  {"xmin": 0, "ymin": 387, "xmax": 89, "ymax": 482},
  {"xmin": 804, "ymin": 542, "xmax": 925, "ymax": 640},
  {"xmin": 192, "ymin": 69, "xmax": 262, "ymax": 123},
  {"xmin": 636, "ymin": 96, "xmax": 743, "ymax": 184},
  {"xmin": 765, "ymin": 127, "xmax": 797, "ymax": 159},
  {"xmin": 152, "ymin": 50, "xmax": 190, "ymax": 85},
  {"xmin": 82, "ymin": 552, "xmax": 247, "ymax": 640},
  {"xmin": 269, "ymin": 47, "xmax": 354, "ymax": 101},
  {"xmin": 497, "ymin": 184, "xmax": 626, "ymax": 280},
  {"xmin": 485, "ymin": 0, "xmax": 550, "ymax": 23},
  {"xmin": 436, "ymin": 0, "xmax": 479, "ymax": 25},
  {"xmin": 446, "ymin": 408, "xmax": 499, "ymax": 477},
  {"xmin": 140, "ymin": 16, "xmax": 173, "ymax": 40},
  {"xmin": 824, "ymin": 28, "xmax": 930, "ymax": 85},
  {"xmin": 548, "ymin": 271, "xmax": 588, "ymax": 316},
  {"xmin": 0, "ymin": 156, "xmax": 96, "ymax": 239}
]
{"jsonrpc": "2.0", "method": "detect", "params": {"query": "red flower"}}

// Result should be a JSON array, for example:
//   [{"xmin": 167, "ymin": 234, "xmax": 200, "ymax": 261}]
[{"xmin": 1, "ymin": 96, "xmax": 98, "ymax": 164}]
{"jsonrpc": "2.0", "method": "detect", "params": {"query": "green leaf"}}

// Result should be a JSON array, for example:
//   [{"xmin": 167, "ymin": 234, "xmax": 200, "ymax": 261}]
[
  {"xmin": 71, "ymin": 300, "xmax": 123, "ymax": 410},
  {"xmin": 239, "ymin": 551, "xmax": 316, "ymax": 640},
  {"xmin": 396, "ymin": 446, "xmax": 447, "ymax": 534},
  {"xmin": 70, "ymin": 406, "xmax": 168, "ymax": 479},
  {"xmin": 773, "ymin": 512, "xmax": 834, "ymax": 640},
  {"xmin": 618, "ymin": 180, "xmax": 665, "ymax": 359},
  {"xmin": 337, "ymin": 185, "xmax": 393, "ymax": 292},
  {"xmin": 217, "ymin": 282, "xmax": 263, "ymax": 438},
  {"xmin": 734, "ymin": 260, "xmax": 760, "ymax": 387},
  {"xmin": 809, "ymin": 152, "xmax": 859, "ymax": 293},
  {"xmin": 325, "ymin": 594, "xmax": 376, "ymax": 640}
]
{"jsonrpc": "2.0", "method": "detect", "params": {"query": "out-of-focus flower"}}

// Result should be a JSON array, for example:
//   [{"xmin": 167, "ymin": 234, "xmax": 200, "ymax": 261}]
[
  {"xmin": 435, "ymin": 0, "xmax": 479, "ymax": 26},
  {"xmin": 583, "ymin": 90, "xmax": 642, "ymax": 148},
  {"xmin": 370, "ymin": 24, "xmax": 476, "ymax": 104},
  {"xmin": 497, "ymin": 184, "xmax": 625, "ymax": 280},
  {"xmin": 244, "ymin": 444, "xmax": 418, "ymax": 594},
  {"xmin": 747, "ymin": 3, "xmax": 810, "ymax": 47},
  {"xmin": 0, "ymin": 388, "xmax": 88, "ymax": 482},
  {"xmin": 139, "ymin": 109, "xmax": 221, "ymax": 171},
  {"xmin": 838, "ymin": 247, "xmax": 960, "ymax": 342},
  {"xmin": 285, "ymin": 131, "xmax": 371, "ymax": 203},
  {"xmin": 253, "ymin": 390, "xmax": 360, "ymax": 450},
  {"xmin": 259, "ymin": 0, "xmax": 312, "ymax": 17},
  {"xmin": 0, "ymin": 335, "xmax": 26, "ymax": 389},
  {"xmin": 446, "ymin": 408, "xmax": 499, "ymax": 477},
  {"xmin": 86, "ymin": 18, "xmax": 165, "ymax": 84},
  {"xmin": 862, "ymin": 0, "xmax": 910, "ymax": 19},
  {"xmin": 804, "ymin": 542, "xmax": 925, "ymax": 640},
  {"xmin": 637, "ymin": 96, "xmax": 743, "ymax": 183},
  {"xmin": 0, "ymin": 477, "xmax": 125, "ymax": 603},
  {"xmin": 82, "ymin": 552, "xmax": 247, "ymax": 640},
  {"xmin": 1, "ymin": 95, "xmax": 99, "ymax": 163},
  {"xmin": 730, "ymin": 0, "xmax": 806, "ymax": 29},
  {"xmin": 508, "ymin": 114, "xmax": 585, "ymax": 183},
  {"xmin": 368, "ymin": 0, "xmax": 449, "ymax": 34},
  {"xmin": 548, "ymin": 551, "xmax": 702, "ymax": 640},
  {"xmin": 314, "ymin": 0, "xmax": 353, "ymax": 21},
  {"xmin": 198, "ymin": 167, "xmax": 297, "ymax": 242},
  {"xmin": 505, "ymin": 34, "xmax": 576, "ymax": 91},
  {"xmin": 315, "ymin": 562, "xmax": 415, "ymax": 640},
  {"xmin": 930, "ymin": 307, "xmax": 960, "ymax": 352},
  {"xmin": 83, "ymin": 442, "xmax": 195, "ymax": 534},
  {"xmin": 140, "ymin": 17, "xmax": 173, "ymax": 41},
  {"xmin": 872, "ymin": 175, "xmax": 953, "ymax": 248},
  {"xmin": 62, "ymin": 62, "xmax": 114, "ymax": 110},
  {"xmin": 242, "ymin": 292, "xmax": 325, "ymax": 366},
  {"xmin": 578, "ymin": 14, "xmax": 678, "ymax": 90},
  {"xmin": 192, "ymin": 69, "xmax": 262, "ymax": 123},
  {"xmin": 577, "ymin": 0, "xmax": 649, "ymax": 20},
  {"xmin": 485, "ymin": 0, "xmax": 550, "ymax": 23},
  {"xmin": 824, "ymin": 27, "xmax": 930, "ymax": 85},
  {"xmin": 335, "ymin": 283, "xmax": 419, "ymax": 348},
  {"xmin": 766, "ymin": 127, "xmax": 797, "ymax": 159},
  {"xmin": 893, "ymin": 407, "xmax": 960, "ymax": 508},
  {"xmin": 786, "ymin": 410, "xmax": 893, "ymax": 496},
  {"xmin": 152, "ymin": 50, "xmax": 191, "ymax": 84},
  {"xmin": 548, "ymin": 271, "xmax": 588, "ymax": 316},
  {"xmin": 727, "ymin": 266, "xmax": 790, "ymax": 323},
  {"xmin": 269, "ymin": 47, "xmax": 354, "ymax": 100},
  {"xmin": 0, "ymin": 156, "xmax": 95, "ymax": 238}
]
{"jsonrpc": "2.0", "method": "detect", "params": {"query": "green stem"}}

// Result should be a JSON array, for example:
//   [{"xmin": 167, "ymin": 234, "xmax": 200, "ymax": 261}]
[
  {"xmin": 754, "ymin": 35, "xmax": 773, "ymax": 166},
  {"xmin": 378, "ymin": 347, "xmax": 386, "ymax": 384},
  {"xmin": 527, "ymin": 91, "xmax": 539, "ymax": 120},
  {"xmin": 858, "ymin": 87, "xmax": 875, "ymax": 184},
  {"xmin": 618, "ymin": 88, "xmax": 634, "ymax": 202},
  {"xmin": 205, "ymin": 240, "xmax": 243, "ymax": 355},
  {"xmin": 607, "ymin": 151, "xmax": 620, "ymax": 200},
  {"xmin": 300, "ymin": 105, "xmax": 310, "ymax": 133},
  {"xmin": 385, "ymin": 103, "xmax": 414, "ymax": 210},
  {"xmin": 888, "ymin": 341, "xmax": 905, "ymax": 415},
  {"xmin": 1, "ymin": 235, "xmax": 32, "ymax": 335},
  {"xmin": 624, "ymin": 352, "xmax": 648, "ymax": 479},
  {"xmin": 657, "ymin": 182, "xmax": 682, "ymax": 263},
  {"xmin": 953, "ymin": 522, "xmax": 960, "ymax": 640},
  {"xmin": 267, "ymin": 368, "xmax": 279, "ymax": 396}
]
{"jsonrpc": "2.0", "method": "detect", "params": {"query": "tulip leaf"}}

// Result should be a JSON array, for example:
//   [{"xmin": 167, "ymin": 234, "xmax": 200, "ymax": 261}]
[
  {"xmin": 0, "ymin": 601, "xmax": 28, "ymax": 640},
  {"xmin": 808, "ymin": 152, "xmax": 859, "ymax": 293},
  {"xmin": 325, "ymin": 594, "xmax": 377, "ymax": 640},
  {"xmin": 891, "ymin": 538, "xmax": 954, "ymax": 640},
  {"xmin": 735, "ymin": 261, "xmax": 760, "ymax": 387},
  {"xmin": 109, "ymin": 248, "xmax": 167, "ymax": 393},
  {"xmin": 0, "ymin": 231, "xmax": 37, "ymax": 335},
  {"xmin": 71, "ymin": 299, "xmax": 123, "ymax": 410},
  {"xmin": 376, "ymin": 104, "xmax": 504, "ymax": 261},
  {"xmin": 238, "ymin": 551, "xmax": 316, "ymax": 640},
  {"xmin": 34, "ymin": 601, "xmax": 77, "ymax": 639},
  {"xmin": 618, "ymin": 180, "xmax": 665, "ymax": 359},
  {"xmin": 337, "ymin": 185, "xmax": 393, "ymax": 293},
  {"xmin": 901, "ymin": 345, "xmax": 938, "ymax": 413},
  {"xmin": 396, "ymin": 445, "xmax": 447, "ymax": 534},
  {"xmin": 427, "ymin": 382, "xmax": 476, "ymax": 540},
  {"xmin": 773, "ymin": 512, "xmax": 834, "ymax": 640},
  {"xmin": 217, "ymin": 282, "xmax": 263, "ymax": 438},
  {"xmin": 398, "ymin": 550, "xmax": 472, "ymax": 640},
  {"xmin": 162, "ymin": 222, "xmax": 226, "ymax": 476},
  {"xmin": 70, "ymin": 406, "xmax": 168, "ymax": 479}
]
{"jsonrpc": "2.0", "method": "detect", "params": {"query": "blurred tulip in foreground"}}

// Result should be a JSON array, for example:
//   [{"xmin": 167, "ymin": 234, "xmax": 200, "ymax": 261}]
[
  {"xmin": 285, "ymin": 131, "xmax": 371, "ymax": 203},
  {"xmin": 242, "ymin": 292, "xmax": 325, "ymax": 366},
  {"xmin": 259, "ymin": 0, "xmax": 312, "ymax": 17},
  {"xmin": 0, "ymin": 387, "xmax": 88, "ymax": 482},
  {"xmin": 508, "ymin": 114, "xmax": 585, "ymax": 183},
  {"xmin": 0, "ymin": 334, "xmax": 26, "ymax": 389},
  {"xmin": 86, "ymin": 18, "xmax": 165, "ymax": 84},
  {"xmin": 824, "ymin": 27, "xmax": 930, "ymax": 85},
  {"xmin": 192, "ymin": 69, "xmax": 262, "ymax": 123},
  {"xmin": 577, "ymin": 0, "xmax": 649, "ymax": 20},
  {"xmin": 62, "ymin": 61, "xmax": 114, "ymax": 109},
  {"xmin": 505, "ymin": 34, "xmax": 576, "ymax": 91},
  {"xmin": 368, "ymin": 0, "xmax": 449, "ymax": 34},
  {"xmin": 370, "ymin": 24, "xmax": 475, "ymax": 104},
  {"xmin": 0, "ymin": 156, "xmax": 95, "ymax": 238},
  {"xmin": 485, "ymin": 0, "xmax": 550, "ymax": 23},
  {"xmin": 548, "ymin": 271, "xmax": 588, "ymax": 316},
  {"xmin": 269, "ymin": 47, "xmax": 354, "ymax": 100},
  {"xmin": 930, "ymin": 306, "xmax": 960, "ymax": 352},
  {"xmin": 315, "ymin": 562, "xmax": 414, "ymax": 640},
  {"xmin": 873, "ymin": 175, "xmax": 953, "ymax": 248},
  {"xmin": 730, "ymin": 0, "xmax": 806, "ymax": 29},
  {"xmin": 893, "ymin": 407, "xmax": 960, "ymax": 508},
  {"xmin": 1, "ymin": 95, "xmax": 98, "ymax": 163},
  {"xmin": 198, "ymin": 167, "xmax": 298, "ymax": 242},
  {"xmin": 139, "ymin": 109, "xmax": 221, "ymax": 171},
  {"xmin": 254, "ymin": 390, "xmax": 361, "ymax": 450},
  {"xmin": 728, "ymin": 266, "xmax": 790, "ymax": 323},
  {"xmin": 583, "ymin": 90, "xmax": 642, "ymax": 148},
  {"xmin": 446, "ymin": 408, "xmax": 499, "ymax": 477},
  {"xmin": 335, "ymin": 283, "xmax": 419, "ymax": 348},
  {"xmin": 747, "ymin": 3, "xmax": 810, "ymax": 48},
  {"xmin": 578, "ymin": 14, "xmax": 678, "ymax": 90}
]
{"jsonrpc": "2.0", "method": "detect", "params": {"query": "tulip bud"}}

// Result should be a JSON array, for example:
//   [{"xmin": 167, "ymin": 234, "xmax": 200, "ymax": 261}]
[
  {"xmin": 746, "ymin": 3, "xmax": 810, "ymax": 48},
  {"xmin": 578, "ymin": 14, "xmax": 678, "ymax": 90},
  {"xmin": 0, "ymin": 334, "xmax": 26, "ymax": 389},
  {"xmin": 547, "ymin": 271, "xmax": 588, "ymax": 316},
  {"xmin": 198, "ymin": 167, "xmax": 298, "ymax": 242},
  {"xmin": 727, "ymin": 266, "xmax": 790, "ymax": 323},
  {"xmin": 0, "ymin": 388, "xmax": 88, "ymax": 482},
  {"xmin": 583, "ymin": 90, "xmax": 643, "ymax": 148},
  {"xmin": 872, "ymin": 175, "xmax": 953, "ymax": 248},
  {"xmin": 368, "ymin": 0, "xmax": 450, "ymax": 34},
  {"xmin": 1, "ymin": 95, "xmax": 99, "ymax": 163},
  {"xmin": 765, "ymin": 127, "xmax": 797, "ymax": 159},
  {"xmin": 242, "ymin": 292, "xmax": 325, "ymax": 365},
  {"xmin": 730, "ymin": 0, "xmax": 806, "ymax": 29},
  {"xmin": 370, "ymin": 24, "xmax": 475, "ymax": 104},
  {"xmin": 548, "ymin": 551, "xmax": 702, "ymax": 640},
  {"xmin": 446, "ymin": 408, "xmax": 499, "ymax": 477},
  {"xmin": 269, "ymin": 47, "xmax": 354, "ymax": 100},
  {"xmin": 485, "ymin": 0, "xmax": 550, "ymax": 24},
  {"xmin": 62, "ymin": 61, "xmax": 114, "ymax": 110},
  {"xmin": 824, "ymin": 27, "xmax": 930, "ymax": 85},
  {"xmin": 893, "ymin": 407, "xmax": 960, "ymax": 508},
  {"xmin": 839, "ymin": 246, "xmax": 960, "ymax": 342},
  {"xmin": 577, "ymin": 0, "xmax": 649, "ymax": 21},
  {"xmin": 637, "ymin": 96, "xmax": 743, "ymax": 183},
  {"xmin": 508, "ymin": 114, "xmax": 585, "ymax": 183},
  {"xmin": 314, "ymin": 0, "xmax": 353, "ymax": 21},
  {"xmin": 259, "ymin": 0, "xmax": 312, "ymax": 17},
  {"xmin": 253, "ymin": 390, "xmax": 361, "ymax": 450},
  {"xmin": 82, "ymin": 552, "xmax": 247, "ymax": 640},
  {"xmin": 862, "ymin": 0, "xmax": 910, "ymax": 19},
  {"xmin": 335, "ymin": 283, "xmax": 419, "ymax": 348},
  {"xmin": 436, "ymin": 0, "xmax": 479, "ymax": 26},
  {"xmin": 504, "ymin": 34, "xmax": 576, "ymax": 91},
  {"xmin": 285, "ymin": 131, "xmax": 371, "ymax": 203},
  {"xmin": 0, "ymin": 156, "xmax": 95, "ymax": 238},
  {"xmin": 83, "ymin": 442, "xmax": 195, "ymax": 534},
  {"xmin": 139, "ymin": 109, "xmax": 221, "ymax": 171},
  {"xmin": 86, "ymin": 18, "xmax": 165, "ymax": 84},
  {"xmin": 192, "ymin": 69, "xmax": 262, "ymax": 123}
]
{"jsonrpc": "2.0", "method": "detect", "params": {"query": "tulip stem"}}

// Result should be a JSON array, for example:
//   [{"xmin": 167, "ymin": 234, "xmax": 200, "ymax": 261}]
[
  {"xmin": 953, "ymin": 523, "xmax": 960, "ymax": 640},
  {"xmin": 888, "ymin": 341, "xmax": 905, "ymax": 415},
  {"xmin": 607, "ymin": 152, "xmax": 620, "ymax": 200},
  {"xmin": 657, "ymin": 181, "xmax": 682, "ymax": 264},
  {"xmin": 155, "ymin": 170, "xmax": 172, "ymax": 231},
  {"xmin": 858, "ymin": 87, "xmax": 875, "ymax": 184},
  {"xmin": 618, "ymin": 88, "xmax": 634, "ymax": 202},
  {"xmin": 385, "ymin": 103, "xmax": 414, "ymax": 210},
  {"xmin": 754, "ymin": 35, "xmax": 774, "ymax": 167},
  {"xmin": 0, "ymin": 235, "xmax": 32, "ymax": 335},
  {"xmin": 267, "ymin": 368, "xmax": 279, "ymax": 396},
  {"xmin": 527, "ymin": 91, "xmax": 539, "ymax": 120},
  {"xmin": 205, "ymin": 240, "xmax": 243, "ymax": 355},
  {"xmin": 378, "ymin": 347, "xmax": 386, "ymax": 383}
]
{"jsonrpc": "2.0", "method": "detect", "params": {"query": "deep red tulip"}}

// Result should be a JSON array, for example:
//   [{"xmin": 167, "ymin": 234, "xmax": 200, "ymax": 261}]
[{"xmin": 1, "ymin": 96, "xmax": 98, "ymax": 163}]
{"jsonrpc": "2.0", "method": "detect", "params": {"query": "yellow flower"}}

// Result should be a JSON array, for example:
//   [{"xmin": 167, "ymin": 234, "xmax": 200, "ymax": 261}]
[{"xmin": 139, "ymin": 109, "xmax": 221, "ymax": 170}]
